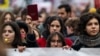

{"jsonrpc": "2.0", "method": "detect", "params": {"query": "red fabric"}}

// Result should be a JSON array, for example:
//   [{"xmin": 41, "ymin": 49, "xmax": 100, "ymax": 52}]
[
  {"xmin": 37, "ymin": 38, "xmax": 46, "ymax": 47},
  {"xmin": 37, "ymin": 37, "xmax": 73, "ymax": 47},
  {"xmin": 64, "ymin": 38, "xmax": 73, "ymax": 47}
]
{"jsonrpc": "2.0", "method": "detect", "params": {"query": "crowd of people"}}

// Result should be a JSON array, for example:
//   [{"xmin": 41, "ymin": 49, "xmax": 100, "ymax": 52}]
[{"xmin": 0, "ymin": 3, "xmax": 100, "ymax": 54}]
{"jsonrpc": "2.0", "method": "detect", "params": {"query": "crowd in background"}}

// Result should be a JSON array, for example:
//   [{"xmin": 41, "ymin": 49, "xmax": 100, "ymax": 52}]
[{"xmin": 0, "ymin": 0, "xmax": 100, "ymax": 55}]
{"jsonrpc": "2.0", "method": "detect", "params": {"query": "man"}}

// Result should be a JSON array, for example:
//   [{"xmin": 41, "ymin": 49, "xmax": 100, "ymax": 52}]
[
  {"xmin": 57, "ymin": 4, "xmax": 72, "ymax": 37},
  {"xmin": 57, "ymin": 4, "xmax": 72, "ymax": 23}
]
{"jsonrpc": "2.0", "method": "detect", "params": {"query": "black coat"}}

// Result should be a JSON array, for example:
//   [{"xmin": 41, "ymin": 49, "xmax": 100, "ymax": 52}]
[{"xmin": 22, "ymin": 34, "xmax": 38, "ymax": 47}]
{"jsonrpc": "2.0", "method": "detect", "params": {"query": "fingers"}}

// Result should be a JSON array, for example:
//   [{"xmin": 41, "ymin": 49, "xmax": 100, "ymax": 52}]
[
  {"xmin": 18, "ymin": 46, "xmax": 26, "ymax": 52},
  {"xmin": 63, "ymin": 45, "xmax": 71, "ymax": 50}
]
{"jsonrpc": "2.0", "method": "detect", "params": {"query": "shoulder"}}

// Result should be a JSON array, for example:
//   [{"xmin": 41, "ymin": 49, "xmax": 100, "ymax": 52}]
[
  {"xmin": 37, "ymin": 37, "xmax": 46, "ymax": 43},
  {"xmin": 65, "ymin": 38, "xmax": 73, "ymax": 47},
  {"xmin": 36, "ymin": 37, "xmax": 46, "ymax": 47}
]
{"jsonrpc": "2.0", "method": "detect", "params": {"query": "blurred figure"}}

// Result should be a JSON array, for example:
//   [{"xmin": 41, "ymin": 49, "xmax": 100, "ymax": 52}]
[
  {"xmin": 23, "ymin": 14, "xmax": 38, "ymax": 33},
  {"xmin": 24, "ymin": 15, "xmax": 32, "ymax": 26},
  {"xmin": 0, "ymin": 11, "xmax": 15, "ymax": 25},
  {"xmin": 65, "ymin": 18, "xmax": 80, "ymax": 42},
  {"xmin": 38, "ymin": 11, "xmax": 48, "ymax": 34},
  {"xmin": 16, "ymin": 21, "xmax": 28, "ymax": 43},
  {"xmin": 38, "ymin": 11, "xmax": 48, "ymax": 25},
  {"xmin": 57, "ymin": 4, "xmax": 72, "ymax": 36},
  {"xmin": 16, "ymin": 21, "xmax": 38, "ymax": 47},
  {"xmin": 57, "ymin": 4, "xmax": 72, "ymax": 23}
]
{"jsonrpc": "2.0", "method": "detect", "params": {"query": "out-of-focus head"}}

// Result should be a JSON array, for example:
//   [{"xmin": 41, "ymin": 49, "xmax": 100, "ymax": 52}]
[
  {"xmin": 46, "ymin": 32, "xmax": 66, "ymax": 47},
  {"xmin": 0, "ymin": 11, "xmax": 15, "ymax": 24},
  {"xmin": 57, "ymin": 4, "xmax": 71, "ymax": 20},
  {"xmin": 79, "ymin": 13, "xmax": 100, "ymax": 36}
]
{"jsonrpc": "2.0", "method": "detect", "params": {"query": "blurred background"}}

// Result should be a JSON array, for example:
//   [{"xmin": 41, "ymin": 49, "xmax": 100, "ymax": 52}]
[
  {"xmin": 0, "ymin": 0, "xmax": 98, "ymax": 12},
  {"xmin": 0, "ymin": 0, "xmax": 99, "ymax": 20}
]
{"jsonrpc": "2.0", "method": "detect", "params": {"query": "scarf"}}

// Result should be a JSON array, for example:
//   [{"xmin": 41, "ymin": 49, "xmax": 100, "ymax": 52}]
[{"xmin": 79, "ymin": 33, "xmax": 100, "ymax": 47}]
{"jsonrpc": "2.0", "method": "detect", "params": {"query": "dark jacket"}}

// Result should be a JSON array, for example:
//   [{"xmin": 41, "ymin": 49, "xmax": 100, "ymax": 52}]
[
  {"xmin": 66, "ymin": 33, "xmax": 78, "ymax": 42},
  {"xmin": 22, "ymin": 34, "xmax": 38, "ymax": 47}
]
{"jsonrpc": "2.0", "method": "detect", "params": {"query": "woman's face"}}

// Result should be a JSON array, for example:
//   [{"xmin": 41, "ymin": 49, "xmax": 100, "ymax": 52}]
[
  {"xmin": 20, "ymin": 28, "xmax": 26, "ymax": 39},
  {"xmin": 50, "ymin": 35, "xmax": 63, "ymax": 47},
  {"xmin": 85, "ymin": 18, "xmax": 99, "ymax": 36},
  {"xmin": 2, "ymin": 25, "xmax": 15, "ymax": 44},
  {"xmin": 4, "ymin": 14, "xmax": 12, "ymax": 23},
  {"xmin": 49, "ymin": 20, "xmax": 61, "ymax": 34}
]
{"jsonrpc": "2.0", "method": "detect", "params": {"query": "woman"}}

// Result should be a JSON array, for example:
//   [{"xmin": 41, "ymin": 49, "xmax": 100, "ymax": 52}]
[
  {"xmin": 0, "ymin": 22, "xmax": 22, "ymax": 48},
  {"xmin": 0, "ymin": 11, "xmax": 15, "ymax": 25},
  {"xmin": 16, "ymin": 20, "xmax": 38, "ymax": 47},
  {"xmin": 46, "ymin": 32, "xmax": 66, "ymax": 47},
  {"xmin": 37, "ymin": 16, "xmax": 73, "ymax": 47},
  {"xmin": 72, "ymin": 12, "xmax": 100, "ymax": 50}
]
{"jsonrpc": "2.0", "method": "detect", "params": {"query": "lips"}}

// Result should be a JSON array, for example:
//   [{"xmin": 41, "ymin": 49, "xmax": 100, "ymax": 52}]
[{"xmin": 91, "ymin": 30, "xmax": 97, "ymax": 33}]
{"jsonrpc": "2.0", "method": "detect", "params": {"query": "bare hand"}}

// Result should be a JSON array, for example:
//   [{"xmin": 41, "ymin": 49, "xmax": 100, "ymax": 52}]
[
  {"xmin": 17, "ymin": 46, "xmax": 26, "ymax": 52},
  {"xmin": 63, "ymin": 45, "xmax": 71, "ymax": 50}
]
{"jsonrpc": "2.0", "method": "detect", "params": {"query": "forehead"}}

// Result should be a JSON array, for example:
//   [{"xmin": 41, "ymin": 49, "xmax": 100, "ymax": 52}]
[
  {"xmin": 51, "ymin": 34, "xmax": 60, "ymax": 40},
  {"xmin": 57, "ymin": 8, "xmax": 66, "ymax": 12},
  {"xmin": 5, "ymin": 13, "xmax": 10, "ymax": 16},
  {"xmin": 87, "ymin": 18, "xmax": 99, "ymax": 23},
  {"xmin": 3, "ymin": 25, "xmax": 13, "ymax": 30},
  {"xmin": 20, "ymin": 28, "xmax": 25, "ymax": 31},
  {"xmin": 26, "ymin": 15, "xmax": 32, "ymax": 18},
  {"xmin": 50, "ymin": 20, "xmax": 60, "ymax": 25}
]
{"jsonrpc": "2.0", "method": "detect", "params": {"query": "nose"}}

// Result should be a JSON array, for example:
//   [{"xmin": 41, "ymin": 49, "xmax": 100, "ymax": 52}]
[
  {"xmin": 58, "ymin": 14, "xmax": 62, "ymax": 17},
  {"xmin": 92, "ymin": 24, "xmax": 96, "ymax": 29},
  {"xmin": 53, "ymin": 26, "xmax": 57, "ymax": 30},
  {"xmin": 53, "ymin": 27, "xmax": 57, "ymax": 32},
  {"xmin": 6, "ymin": 18, "xmax": 11, "ymax": 22},
  {"xmin": 5, "ymin": 32, "xmax": 9, "ymax": 37},
  {"xmin": 54, "ymin": 42, "xmax": 58, "ymax": 47}
]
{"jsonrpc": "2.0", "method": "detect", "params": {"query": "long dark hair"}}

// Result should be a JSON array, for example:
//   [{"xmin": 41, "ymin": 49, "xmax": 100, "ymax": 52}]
[
  {"xmin": 78, "ymin": 13, "xmax": 100, "ymax": 35},
  {"xmin": 0, "ymin": 11, "xmax": 15, "ymax": 25},
  {"xmin": 42, "ymin": 16, "xmax": 65, "ymax": 39},
  {"xmin": 46, "ymin": 32, "xmax": 66, "ymax": 47},
  {"xmin": 0, "ymin": 22, "xmax": 22, "ymax": 48}
]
